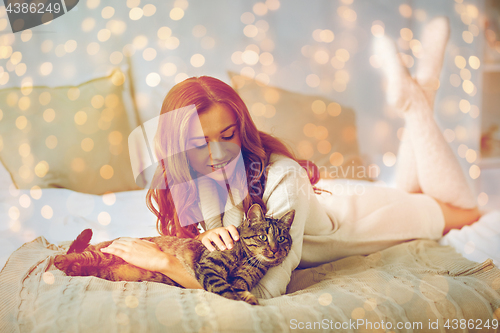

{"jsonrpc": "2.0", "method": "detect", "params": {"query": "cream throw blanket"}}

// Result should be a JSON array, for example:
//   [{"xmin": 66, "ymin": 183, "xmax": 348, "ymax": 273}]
[{"xmin": 1, "ymin": 237, "xmax": 499, "ymax": 332}]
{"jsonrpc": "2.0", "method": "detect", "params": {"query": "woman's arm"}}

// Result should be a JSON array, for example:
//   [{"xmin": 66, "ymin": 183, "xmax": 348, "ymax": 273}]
[{"xmin": 101, "ymin": 238, "xmax": 203, "ymax": 289}]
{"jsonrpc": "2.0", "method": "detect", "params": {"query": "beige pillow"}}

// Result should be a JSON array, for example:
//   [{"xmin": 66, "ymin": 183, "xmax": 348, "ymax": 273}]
[
  {"xmin": 228, "ymin": 72, "xmax": 367, "ymax": 180},
  {"xmin": 0, "ymin": 69, "xmax": 141, "ymax": 194}
]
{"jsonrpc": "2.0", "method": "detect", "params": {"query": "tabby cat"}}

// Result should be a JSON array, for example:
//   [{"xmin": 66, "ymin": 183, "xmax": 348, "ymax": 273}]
[{"xmin": 54, "ymin": 204, "xmax": 294, "ymax": 305}]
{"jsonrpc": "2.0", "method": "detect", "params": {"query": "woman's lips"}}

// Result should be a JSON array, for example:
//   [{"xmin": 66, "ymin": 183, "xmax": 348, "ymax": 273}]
[{"xmin": 209, "ymin": 160, "xmax": 230, "ymax": 171}]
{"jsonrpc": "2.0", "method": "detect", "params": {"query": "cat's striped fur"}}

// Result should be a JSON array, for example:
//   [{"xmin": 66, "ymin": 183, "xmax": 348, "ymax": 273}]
[{"xmin": 54, "ymin": 204, "xmax": 294, "ymax": 305}]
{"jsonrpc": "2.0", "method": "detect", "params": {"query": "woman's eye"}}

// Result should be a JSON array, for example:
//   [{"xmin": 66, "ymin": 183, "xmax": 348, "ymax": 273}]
[
  {"xmin": 259, "ymin": 235, "xmax": 267, "ymax": 241},
  {"xmin": 193, "ymin": 142, "xmax": 207, "ymax": 149},
  {"xmin": 277, "ymin": 236, "xmax": 285, "ymax": 243},
  {"xmin": 222, "ymin": 132, "xmax": 235, "ymax": 141}
]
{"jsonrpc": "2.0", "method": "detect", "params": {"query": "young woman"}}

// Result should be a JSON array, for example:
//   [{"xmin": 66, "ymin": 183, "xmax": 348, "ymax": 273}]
[{"xmin": 101, "ymin": 17, "xmax": 480, "ymax": 299}]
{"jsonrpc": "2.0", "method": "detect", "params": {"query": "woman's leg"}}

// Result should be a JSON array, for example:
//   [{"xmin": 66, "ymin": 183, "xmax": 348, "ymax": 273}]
[
  {"xmin": 394, "ymin": 18, "xmax": 450, "ymax": 194},
  {"xmin": 376, "ymin": 17, "xmax": 480, "ymax": 231}
]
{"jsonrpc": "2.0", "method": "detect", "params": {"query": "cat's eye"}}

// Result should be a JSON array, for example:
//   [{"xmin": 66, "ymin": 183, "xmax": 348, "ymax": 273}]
[
  {"xmin": 259, "ymin": 235, "xmax": 267, "ymax": 241},
  {"xmin": 277, "ymin": 236, "xmax": 285, "ymax": 243}
]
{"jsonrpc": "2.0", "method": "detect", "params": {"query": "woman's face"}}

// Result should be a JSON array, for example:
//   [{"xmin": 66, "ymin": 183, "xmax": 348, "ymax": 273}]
[{"xmin": 186, "ymin": 103, "xmax": 242, "ymax": 183}]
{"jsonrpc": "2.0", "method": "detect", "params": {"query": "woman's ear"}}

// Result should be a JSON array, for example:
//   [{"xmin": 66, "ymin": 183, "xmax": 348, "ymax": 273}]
[
  {"xmin": 279, "ymin": 210, "xmax": 295, "ymax": 228},
  {"xmin": 247, "ymin": 203, "xmax": 264, "ymax": 222}
]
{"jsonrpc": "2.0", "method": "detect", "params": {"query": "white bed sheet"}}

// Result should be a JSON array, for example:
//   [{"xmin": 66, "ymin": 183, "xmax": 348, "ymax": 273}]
[
  {"xmin": 0, "ymin": 187, "xmax": 157, "ymax": 270},
  {"xmin": 1, "ymin": 185, "xmax": 499, "ymax": 271}
]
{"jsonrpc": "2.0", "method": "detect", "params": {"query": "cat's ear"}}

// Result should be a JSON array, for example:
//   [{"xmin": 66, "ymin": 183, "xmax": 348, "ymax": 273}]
[
  {"xmin": 279, "ymin": 210, "xmax": 295, "ymax": 228},
  {"xmin": 247, "ymin": 204, "xmax": 264, "ymax": 222}
]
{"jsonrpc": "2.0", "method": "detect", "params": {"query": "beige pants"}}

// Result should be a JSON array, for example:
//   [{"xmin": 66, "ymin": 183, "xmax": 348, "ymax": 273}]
[{"xmin": 301, "ymin": 179, "xmax": 445, "ymax": 267}]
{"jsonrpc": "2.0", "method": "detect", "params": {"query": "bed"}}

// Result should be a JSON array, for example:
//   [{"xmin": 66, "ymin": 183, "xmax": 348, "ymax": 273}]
[
  {"xmin": 1, "ymin": 1, "xmax": 499, "ymax": 331},
  {"xmin": 0, "ymin": 184, "xmax": 499, "ymax": 332}
]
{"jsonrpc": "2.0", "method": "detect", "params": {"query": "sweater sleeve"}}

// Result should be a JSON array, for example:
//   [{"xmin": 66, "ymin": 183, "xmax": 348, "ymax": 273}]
[{"xmin": 250, "ymin": 157, "xmax": 312, "ymax": 299}]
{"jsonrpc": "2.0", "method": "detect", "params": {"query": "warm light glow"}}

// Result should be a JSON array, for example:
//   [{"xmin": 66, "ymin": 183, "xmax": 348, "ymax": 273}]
[
  {"xmin": 469, "ymin": 56, "xmax": 480, "ymax": 69},
  {"xmin": 190, "ymin": 53, "xmax": 205, "ymax": 67},
  {"xmin": 130, "ymin": 7, "xmax": 144, "ymax": 20},
  {"xmin": 102, "ymin": 6, "xmax": 115, "ymax": 19},
  {"xmin": 303, "ymin": 123, "xmax": 316, "ymax": 137},
  {"xmin": 314, "ymin": 49, "xmax": 329, "ymax": 64},
  {"xmin": 320, "ymin": 29, "xmax": 334, "ymax": 43},
  {"xmin": 371, "ymin": 21, "xmax": 384, "ymax": 37},
  {"xmin": 98, "ymin": 212, "xmax": 111, "ymax": 225},
  {"xmin": 243, "ymin": 25, "xmax": 258, "ymax": 38},
  {"xmin": 81, "ymin": 138, "xmax": 94, "ymax": 152},
  {"xmin": 146, "ymin": 73, "xmax": 161, "ymax": 87},
  {"xmin": 102, "ymin": 192, "xmax": 116, "ymax": 205},
  {"xmin": 242, "ymin": 50, "xmax": 259, "ymax": 65},
  {"xmin": 142, "ymin": 48, "xmax": 157, "ymax": 61},
  {"xmin": 400, "ymin": 28, "xmax": 413, "ymax": 41},
  {"xmin": 462, "ymin": 80, "xmax": 474, "ymax": 94},
  {"xmin": 315, "ymin": 126, "xmax": 328, "ymax": 140},
  {"xmin": 329, "ymin": 152, "xmax": 344, "ymax": 166},
  {"xmin": 465, "ymin": 149, "xmax": 477, "ymax": 163},
  {"xmin": 459, "ymin": 99, "xmax": 470, "ymax": 113},
  {"xmin": 82, "ymin": 17, "xmax": 96, "ymax": 32},
  {"xmin": 469, "ymin": 165, "xmax": 480, "ymax": 179},
  {"xmin": 143, "ymin": 4, "xmax": 156, "ymax": 16},
  {"xmin": 311, "ymin": 100, "xmax": 326, "ymax": 114},
  {"xmin": 30, "ymin": 186, "xmax": 42, "ymax": 200},
  {"xmin": 40, "ymin": 62, "xmax": 52, "ymax": 76},
  {"xmin": 454, "ymin": 55, "xmax": 466, "ymax": 69},
  {"xmin": 74, "ymin": 111, "xmax": 87, "ymax": 125},
  {"xmin": 399, "ymin": 4, "xmax": 412, "ymax": 18},
  {"xmin": 306, "ymin": 74, "xmax": 320, "ymax": 88},
  {"xmin": 477, "ymin": 192, "xmax": 488, "ymax": 206},
  {"xmin": 157, "ymin": 27, "xmax": 172, "ymax": 40},
  {"xmin": 46, "ymin": 135, "xmax": 57, "ymax": 149},
  {"xmin": 241, "ymin": 12, "xmax": 255, "ymax": 25},
  {"xmin": 161, "ymin": 63, "xmax": 177, "ymax": 76},
  {"xmin": 97, "ymin": 29, "xmax": 111, "ymax": 42},
  {"xmin": 35, "ymin": 161, "xmax": 49, "ymax": 178},
  {"xmin": 443, "ymin": 129, "xmax": 455, "ymax": 143},
  {"xmin": 100, "ymin": 165, "xmax": 114, "ymax": 179},
  {"xmin": 170, "ymin": 8, "xmax": 184, "ymax": 20},
  {"xmin": 253, "ymin": 2, "xmax": 268, "ymax": 16},
  {"xmin": 41, "ymin": 205, "xmax": 53, "ymax": 219},
  {"xmin": 87, "ymin": 42, "xmax": 100, "ymax": 55},
  {"xmin": 43, "ymin": 109, "xmax": 55, "ymax": 123},
  {"xmin": 462, "ymin": 31, "xmax": 473, "ymax": 44},
  {"xmin": 16, "ymin": 116, "xmax": 27, "ymax": 129},
  {"xmin": 383, "ymin": 152, "xmax": 396, "ymax": 167},
  {"xmin": 19, "ymin": 143, "xmax": 30, "ymax": 157}
]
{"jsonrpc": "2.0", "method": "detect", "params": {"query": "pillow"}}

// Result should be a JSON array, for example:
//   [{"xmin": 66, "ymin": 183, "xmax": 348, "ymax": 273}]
[
  {"xmin": 228, "ymin": 72, "xmax": 367, "ymax": 180},
  {"xmin": 0, "ymin": 69, "xmax": 141, "ymax": 195}
]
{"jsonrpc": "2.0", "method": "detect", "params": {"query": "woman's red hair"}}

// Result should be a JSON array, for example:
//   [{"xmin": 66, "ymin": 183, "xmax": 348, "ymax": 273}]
[{"xmin": 146, "ymin": 76, "xmax": 319, "ymax": 238}]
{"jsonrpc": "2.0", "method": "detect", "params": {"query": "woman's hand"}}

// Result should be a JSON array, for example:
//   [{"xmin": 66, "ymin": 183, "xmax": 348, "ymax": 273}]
[
  {"xmin": 101, "ymin": 238, "xmax": 169, "ymax": 272},
  {"xmin": 195, "ymin": 226, "xmax": 239, "ymax": 252}
]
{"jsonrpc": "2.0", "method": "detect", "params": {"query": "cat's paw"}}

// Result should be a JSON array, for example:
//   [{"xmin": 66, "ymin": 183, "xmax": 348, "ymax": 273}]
[
  {"xmin": 54, "ymin": 255, "xmax": 70, "ymax": 271},
  {"xmin": 237, "ymin": 291, "xmax": 259, "ymax": 305},
  {"xmin": 54, "ymin": 255, "xmax": 82, "ymax": 276}
]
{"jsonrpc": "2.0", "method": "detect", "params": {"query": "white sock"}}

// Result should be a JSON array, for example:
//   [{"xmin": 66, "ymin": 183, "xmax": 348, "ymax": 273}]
[{"xmin": 375, "ymin": 17, "xmax": 477, "ymax": 209}]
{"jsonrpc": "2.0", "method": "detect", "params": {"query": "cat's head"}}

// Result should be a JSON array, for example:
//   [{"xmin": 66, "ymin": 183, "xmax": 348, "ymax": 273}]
[{"xmin": 239, "ymin": 204, "xmax": 295, "ymax": 267}]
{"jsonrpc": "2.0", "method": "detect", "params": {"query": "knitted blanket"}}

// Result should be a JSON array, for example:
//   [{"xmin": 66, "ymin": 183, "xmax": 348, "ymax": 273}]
[{"xmin": 1, "ymin": 237, "xmax": 499, "ymax": 333}]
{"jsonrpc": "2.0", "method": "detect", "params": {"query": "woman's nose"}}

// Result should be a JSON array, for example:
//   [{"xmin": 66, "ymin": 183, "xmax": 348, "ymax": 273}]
[{"xmin": 208, "ymin": 141, "xmax": 226, "ymax": 161}]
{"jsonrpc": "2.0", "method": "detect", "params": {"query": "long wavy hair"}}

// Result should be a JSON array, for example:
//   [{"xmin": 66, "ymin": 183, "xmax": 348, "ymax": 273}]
[{"xmin": 146, "ymin": 76, "xmax": 320, "ymax": 238}]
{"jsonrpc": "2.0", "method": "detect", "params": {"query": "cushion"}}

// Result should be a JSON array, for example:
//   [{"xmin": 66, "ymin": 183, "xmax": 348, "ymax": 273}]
[
  {"xmin": 229, "ymin": 72, "xmax": 367, "ymax": 180},
  {"xmin": 0, "ymin": 69, "xmax": 141, "ymax": 195},
  {"xmin": 0, "ymin": 237, "xmax": 499, "ymax": 332}
]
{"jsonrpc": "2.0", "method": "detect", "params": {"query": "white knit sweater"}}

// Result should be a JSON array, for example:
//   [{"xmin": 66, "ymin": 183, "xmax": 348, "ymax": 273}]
[{"xmin": 200, "ymin": 154, "xmax": 445, "ymax": 299}]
